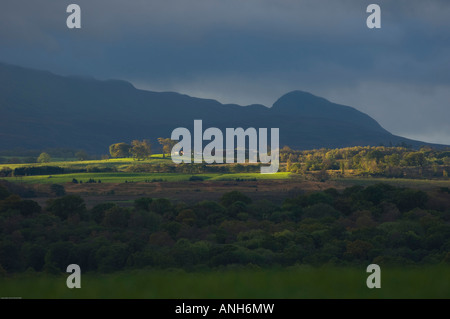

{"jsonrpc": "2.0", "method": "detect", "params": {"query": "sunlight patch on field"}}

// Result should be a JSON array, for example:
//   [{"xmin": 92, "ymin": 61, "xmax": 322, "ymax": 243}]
[
  {"xmin": 1, "ymin": 172, "xmax": 291, "ymax": 184},
  {"xmin": 210, "ymin": 172, "xmax": 291, "ymax": 181},
  {"xmin": 0, "ymin": 155, "xmax": 169, "ymax": 170}
]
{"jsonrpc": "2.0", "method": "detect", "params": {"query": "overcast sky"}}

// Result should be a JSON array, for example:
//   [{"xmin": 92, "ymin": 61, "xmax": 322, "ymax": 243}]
[{"xmin": 1, "ymin": 0, "xmax": 449, "ymax": 144}]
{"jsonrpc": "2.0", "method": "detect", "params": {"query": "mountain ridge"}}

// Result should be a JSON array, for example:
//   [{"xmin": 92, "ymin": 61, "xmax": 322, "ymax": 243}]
[{"xmin": 0, "ymin": 62, "xmax": 446, "ymax": 153}]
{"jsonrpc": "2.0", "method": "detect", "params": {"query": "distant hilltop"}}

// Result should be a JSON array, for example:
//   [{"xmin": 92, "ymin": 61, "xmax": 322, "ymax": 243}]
[{"xmin": 0, "ymin": 62, "xmax": 446, "ymax": 153}]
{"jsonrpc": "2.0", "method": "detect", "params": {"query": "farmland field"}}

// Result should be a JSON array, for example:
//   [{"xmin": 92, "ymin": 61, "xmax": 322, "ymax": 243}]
[
  {"xmin": 0, "ymin": 155, "xmax": 168, "ymax": 170},
  {"xmin": 0, "ymin": 155, "xmax": 293, "ymax": 185},
  {"xmin": 1, "ymin": 172, "xmax": 291, "ymax": 184}
]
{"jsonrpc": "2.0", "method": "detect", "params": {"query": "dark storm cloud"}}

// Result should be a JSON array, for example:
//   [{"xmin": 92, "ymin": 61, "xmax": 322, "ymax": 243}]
[{"xmin": 0, "ymin": 0, "xmax": 449, "ymax": 144}]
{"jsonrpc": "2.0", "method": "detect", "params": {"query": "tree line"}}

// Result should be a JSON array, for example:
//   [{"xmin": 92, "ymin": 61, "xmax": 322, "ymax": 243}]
[
  {"xmin": 0, "ymin": 182, "xmax": 449, "ymax": 274},
  {"xmin": 281, "ymin": 146, "xmax": 450, "ymax": 178},
  {"xmin": 0, "ymin": 150, "xmax": 90, "ymax": 164},
  {"xmin": 109, "ymin": 138, "xmax": 176, "ymax": 160}
]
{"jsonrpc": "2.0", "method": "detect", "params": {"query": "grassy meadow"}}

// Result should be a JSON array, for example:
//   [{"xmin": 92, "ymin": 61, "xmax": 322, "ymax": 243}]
[
  {"xmin": 0, "ymin": 155, "xmax": 292, "ymax": 184},
  {"xmin": 2, "ymin": 172, "xmax": 291, "ymax": 184},
  {"xmin": 0, "ymin": 155, "xmax": 168, "ymax": 170}
]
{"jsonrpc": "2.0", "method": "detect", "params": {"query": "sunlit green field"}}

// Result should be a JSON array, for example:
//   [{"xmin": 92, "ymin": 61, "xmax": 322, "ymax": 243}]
[
  {"xmin": 2, "ymin": 172, "xmax": 291, "ymax": 184},
  {"xmin": 0, "ymin": 155, "xmax": 168, "ymax": 170},
  {"xmin": 0, "ymin": 266, "xmax": 449, "ymax": 299},
  {"xmin": 0, "ymin": 155, "xmax": 292, "ymax": 184}
]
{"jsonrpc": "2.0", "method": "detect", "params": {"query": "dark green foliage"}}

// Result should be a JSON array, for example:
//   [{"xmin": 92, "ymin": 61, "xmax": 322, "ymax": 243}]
[
  {"xmin": 44, "ymin": 241, "xmax": 77, "ymax": 271},
  {"xmin": 305, "ymin": 192, "xmax": 334, "ymax": 206},
  {"xmin": 91, "ymin": 203, "xmax": 117, "ymax": 224},
  {"xmin": 362, "ymin": 183, "xmax": 396, "ymax": 205},
  {"xmin": 50, "ymin": 184, "xmax": 66, "ymax": 196},
  {"xmin": 0, "ymin": 184, "xmax": 11, "ymax": 200},
  {"xmin": 17, "ymin": 200, "xmax": 41, "ymax": 216},
  {"xmin": 85, "ymin": 166, "xmax": 115, "ymax": 173},
  {"xmin": 150, "ymin": 198, "xmax": 173, "ymax": 215},
  {"xmin": 0, "ymin": 183, "xmax": 449, "ymax": 274},
  {"xmin": 0, "ymin": 241, "xmax": 21, "ymax": 272},
  {"xmin": 102, "ymin": 206, "xmax": 130, "ymax": 228},
  {"xmin": 250, "ymin": 199, "xmax": 281, "ymax": 220},
  {"xmin": 134, "ymin": 197, "xmax": 153, "ymax": 211},
  {"xmin": 0, "ymin": 167, "xmax": 13, "ymax": 177},
  {"xmin": 13, "ymin": 166, "xmax": 64, "ymax": 177},
  {"xmin": 161, "ymin": 221, "xmax": 182, "ymax": 239},
  {"xmin": 303, "ymin": 203, "xmax": 340, "ymax": 219},
  {"xmin": 128, "ymin": 210, "xmax": 161, "ymax": 231},
  {"xmin": 0, "ymin": 194, "xmax": 21, "ymax": 212},
  {"xmin": 228, "ymin": 201, "xmax": 248, "ymax": 219},
  {"xmin": 394, "ymin": 189, "xmax": 428, "ymax": 212},
  {"xmin": 193, "ymin": 201, "xmax": 226, "ymax": 226},
  {"xmin": 46, "ymin": 195, "xmax": 86, "ymax": 221},
  {"xmin": 22, "ymin": 244, "xmax": 46, "ymax": 271},
  {"xmin": 96, "ymin": 244, "xmax": 129, "ymax": 272},
  {"xmin": 220, "ymin": 191, "xmax": 252, "ymax": 207},
  {"xmin": 189, "ymin": 175, "xmax": 204, "ymax": 181},
  {"xmin": 282, "ymin": 192, "xmax": 334, "ymax": 210}
]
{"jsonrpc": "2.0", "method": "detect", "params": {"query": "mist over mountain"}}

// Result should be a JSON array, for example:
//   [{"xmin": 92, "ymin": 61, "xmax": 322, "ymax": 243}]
[{"xmin": 0, "ymin": 62, "xmax": 444, "ymax": 154}]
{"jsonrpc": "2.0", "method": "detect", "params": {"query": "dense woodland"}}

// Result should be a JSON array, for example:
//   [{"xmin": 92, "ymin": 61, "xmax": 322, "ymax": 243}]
[
  {"xmin": 282, "ymin": 146, "xmax": 450, "ymax": 179},
  {"xmin": 0, "ymin": 181, "xmax": 449, "ymax": 274}
]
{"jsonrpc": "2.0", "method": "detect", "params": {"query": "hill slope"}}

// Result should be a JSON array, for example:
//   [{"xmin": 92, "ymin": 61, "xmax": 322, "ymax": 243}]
[{"xmin": 0, "ymin": 62, "xmax": 442, "ymax": 153}]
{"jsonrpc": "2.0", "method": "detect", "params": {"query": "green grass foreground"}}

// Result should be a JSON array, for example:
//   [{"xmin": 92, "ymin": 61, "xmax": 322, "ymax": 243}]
[{"xmin": 1, "ymin": 266, "xmax": 449, "ymax": 299}]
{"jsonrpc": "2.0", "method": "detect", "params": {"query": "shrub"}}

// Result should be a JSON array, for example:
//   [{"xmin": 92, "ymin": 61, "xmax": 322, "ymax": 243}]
[
  {"xmin": 220, "ymin": 191, "xmax": 252, "ymax": 207},
  {"xmin": 50, "ymin": 184, "xmax": 66, "ymax": 196},
  {"xmin": 189, "ymin": 175, "xmax": 204, "ymax": 181}
]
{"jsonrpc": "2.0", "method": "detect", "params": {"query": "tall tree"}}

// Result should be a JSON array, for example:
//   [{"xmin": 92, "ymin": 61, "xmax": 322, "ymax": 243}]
[
  {"xmin": 130, "ymin": 140, "xmax": 151, "ymax": 161},
  {"xmin": 109, "ymin": 143, "xmax": 131, "ymax": 158},
  {"xmin": 158, "ymin": 138, "xmax": 177, "ymax": 158},
  {"xmin": 37, "ymin": 152, "xmax": 51, "ymax": 163},
  {"xmin": 75, "ymin": 150, "xmax": 88, "ymax": 161},
  {"xmin": 46, "ymin": 195, "xmax": 87, "ymax": 220}
]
